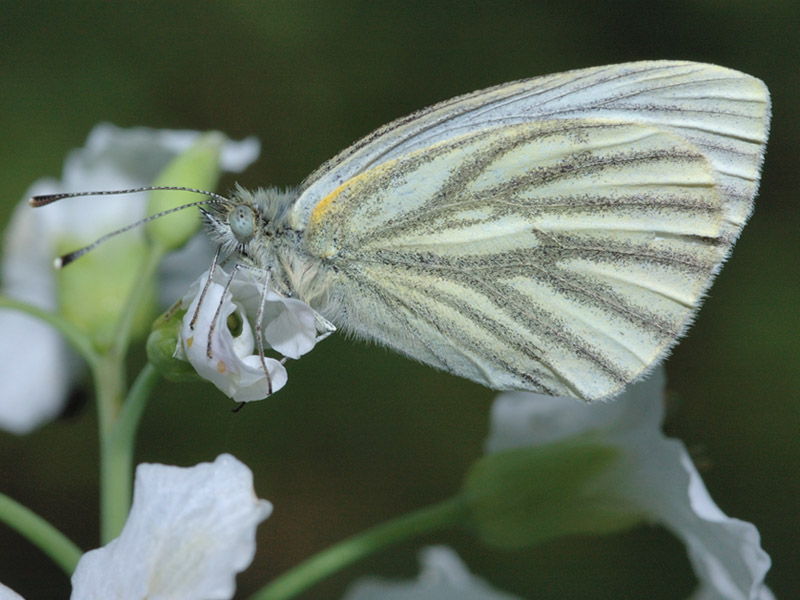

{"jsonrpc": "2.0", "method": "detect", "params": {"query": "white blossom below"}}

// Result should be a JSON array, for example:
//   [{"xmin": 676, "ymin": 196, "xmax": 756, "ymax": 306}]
[
  {"xmin": 486, "ymin": 368, "xmax": 772, "ymax": 600},
  {"xmin": 70, "ymin": 454, "xmax": 271, "ymax": 600},
  {"xmin": 0, "ymin": 583, "xmax": 25, "ymax": 600},
  {"xmin": 344, "ymin": 546, "xmax": 522, "ymax": 600}
]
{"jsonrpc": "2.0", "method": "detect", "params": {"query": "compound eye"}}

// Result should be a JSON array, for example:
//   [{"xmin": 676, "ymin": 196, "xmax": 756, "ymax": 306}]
[{"xmin": 229, "ymin": 205, "xmax": 256, "ymax": 244}]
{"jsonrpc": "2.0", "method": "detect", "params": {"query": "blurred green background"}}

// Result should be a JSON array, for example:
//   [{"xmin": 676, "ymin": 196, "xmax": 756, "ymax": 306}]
[{"xmin": 1, "ymin": 2, "xmax": 797, "ymax": 598}]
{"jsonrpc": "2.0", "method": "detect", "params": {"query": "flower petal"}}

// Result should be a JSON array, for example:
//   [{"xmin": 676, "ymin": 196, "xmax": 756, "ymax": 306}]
[
  {"xmin": 158, "ymin": 234, "xmax": 217, "ymax": 306},
  {"xmin": 0, "ymin": 201, "xmax": 74, "ymax": 434},
  {"xmin": 70, "ymin": 454, "xmax": 271, "ymax": 600},
  {"xmin": 668, "ymin": 451, "xmax": 772, "ymax": 600},
  {"xmin": 344, "ymin": 546, "xmax": 523, "ymax": 600},
  {"xmin": 178, "ymin": 268, "xmax": 288, "ymax": 402},
  {"xmin": 225, "ymin": 271, "xmax": 318, "ymax": 359},
  {"xmin": 0, "ymin": 314, "xmax": 71, "ymax": 434},
  {"xmin": 0, "ymin": 583, "xmax": 25, "ymax": 600},
  {"xmin": 261, "ymin": 294, "xmax": 318, "ymax": 359},
  {"xmin": 485, "ymin": 370, "xmax": 662, "ymax": 455},
  {"xmin": 175, "ymin": 266, "xmax": 323, "ymax": 401}
]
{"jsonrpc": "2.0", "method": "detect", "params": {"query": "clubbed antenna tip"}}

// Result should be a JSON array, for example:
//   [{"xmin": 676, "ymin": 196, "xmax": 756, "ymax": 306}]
[{"xmin": 29, "ymin": 186, "xmax": 233, "ymax": 268}]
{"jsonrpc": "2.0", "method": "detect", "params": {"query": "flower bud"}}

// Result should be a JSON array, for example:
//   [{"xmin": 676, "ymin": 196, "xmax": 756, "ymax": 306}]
[
  {"xmin": 56, "ymin": 235, "xmax": 155, "ymax": 348},
  {"xmin": 146, "ymin": 308, "xmax": 200, "ymax": 382},
  {"xmin": 462, "ymin": 438, "xmax": 640, "ymax": 549},
  {"xmin": 145, "ymin": 132, "xmax": 227, "ymax": 250}
]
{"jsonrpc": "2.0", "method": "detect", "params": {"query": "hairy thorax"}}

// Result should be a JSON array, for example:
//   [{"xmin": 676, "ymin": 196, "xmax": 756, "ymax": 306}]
[{"xmin": 200, "ymin": 186, "xmax": 338, "ymax": 312}]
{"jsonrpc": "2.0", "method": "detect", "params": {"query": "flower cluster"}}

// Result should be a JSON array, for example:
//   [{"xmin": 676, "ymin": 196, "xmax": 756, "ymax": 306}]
[
  {"xmin": 0, "ymin": 124, "xmax": 331, "ymax": 432},
  {"xmin": 0, "ymin": 124, "xmax": 259, "ymax": 433}
]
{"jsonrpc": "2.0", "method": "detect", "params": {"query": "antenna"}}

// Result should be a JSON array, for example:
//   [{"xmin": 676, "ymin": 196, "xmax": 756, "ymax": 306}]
[
  {"xmin": 29, "ymin": 185, "xmax": 230, "ymax": 207},
  {"xmin": 29, "ymin": 186, "xmax": 233, "ymax": 268}
]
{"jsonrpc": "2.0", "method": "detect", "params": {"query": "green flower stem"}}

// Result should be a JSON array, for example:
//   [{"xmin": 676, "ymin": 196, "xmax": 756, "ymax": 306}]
[
  {"xmin": 95, "ymin": 353, "xmax": 127, "ymax": 544},
  {"xmin": 0, "ymin": 294, "xmax": 99, "ymax": 370},
  {"xmin": 251, "ymin": 496, "xmax": 468, "ymax": 600},
  {"xmin": 99, "ymin": 363, "xmax": 161, "ymax": 542},
  {"xmin": 114, "ymin": 363, "xmax": 161, "ymax": 469},
  {"xmin": 97, "ymin": 244, "xmax": 166, "ymax": 543},
  {"xmin": 0, "ymin": 492, "xmax": 82, "ymax": 575}
]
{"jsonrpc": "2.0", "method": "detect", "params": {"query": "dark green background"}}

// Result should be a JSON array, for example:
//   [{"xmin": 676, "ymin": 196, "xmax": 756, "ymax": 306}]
[{"xmin": 1, "ymin": 2, "xmax": 797, "ymax": 598}]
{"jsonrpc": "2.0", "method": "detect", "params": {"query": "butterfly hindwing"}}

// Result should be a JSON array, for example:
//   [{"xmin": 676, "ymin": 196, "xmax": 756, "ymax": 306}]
[{"xmin": 305, "ymin": 118, "xmax": 726, "ymax": 399}]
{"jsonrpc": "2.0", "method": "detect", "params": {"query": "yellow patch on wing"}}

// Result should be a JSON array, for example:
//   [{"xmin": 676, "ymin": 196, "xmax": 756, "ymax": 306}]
[{"xmin": 308, "ymin": 185, "xmax": 344, "ymax": 229}]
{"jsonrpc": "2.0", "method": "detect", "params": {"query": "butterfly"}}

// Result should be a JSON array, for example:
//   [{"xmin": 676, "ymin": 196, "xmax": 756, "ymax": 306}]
[{"xmin": 37, "ymin": 61, "xmax": 773, "ymax": 401}]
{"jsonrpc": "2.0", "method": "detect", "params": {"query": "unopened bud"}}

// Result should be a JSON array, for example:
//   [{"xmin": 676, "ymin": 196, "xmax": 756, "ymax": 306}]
[{"xmin": 146, "ymin": 132, "xmax": 227, "ymax": 250}]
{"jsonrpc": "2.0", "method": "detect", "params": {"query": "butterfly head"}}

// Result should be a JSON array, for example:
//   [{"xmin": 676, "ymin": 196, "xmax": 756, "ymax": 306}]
[
  {"xmin": 200, "ymin": 185, "xmax": 299, "ymax": 262},
  {"xmin": 228, "ymin": 204, "xmax": 257, "ymax": 245}
]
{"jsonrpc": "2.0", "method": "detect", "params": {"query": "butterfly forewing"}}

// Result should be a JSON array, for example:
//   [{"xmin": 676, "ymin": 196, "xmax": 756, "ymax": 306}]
[
  {"xmin": 305, "ymin": 118, "xmax": 728, "ymax": 400},
  {"xmin": 295, "ymin": 61, "xmax": 769, "ymax": 246}
]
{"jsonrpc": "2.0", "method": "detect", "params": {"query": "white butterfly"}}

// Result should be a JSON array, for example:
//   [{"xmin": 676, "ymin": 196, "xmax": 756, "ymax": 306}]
[{"xmin": 44, "ymin": 61, "xmax": 774, "ymax": 401}]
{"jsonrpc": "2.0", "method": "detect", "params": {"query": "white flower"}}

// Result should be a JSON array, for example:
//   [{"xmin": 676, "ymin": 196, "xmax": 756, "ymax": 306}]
[
  {"xmin": 344, "ymin": 546, "xmax": 523, "ymax": 600},
  {"xmin": 174, "ymin": 266, "xmax": 320, "ymax": 402},
  {"xmin": 0, "ymin": 124, "xmax": 259, "ymax": 434},
  {"xmin": 486, "ymin": 368, "xmax": 772, "ymax": 600},
  {"xmin": 70, "ymin": 454, "xmax": 271, "ymax": 600},
  {"xmin": 0, "ymin": 583, "xmax": 25, "ymax": 600}
]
